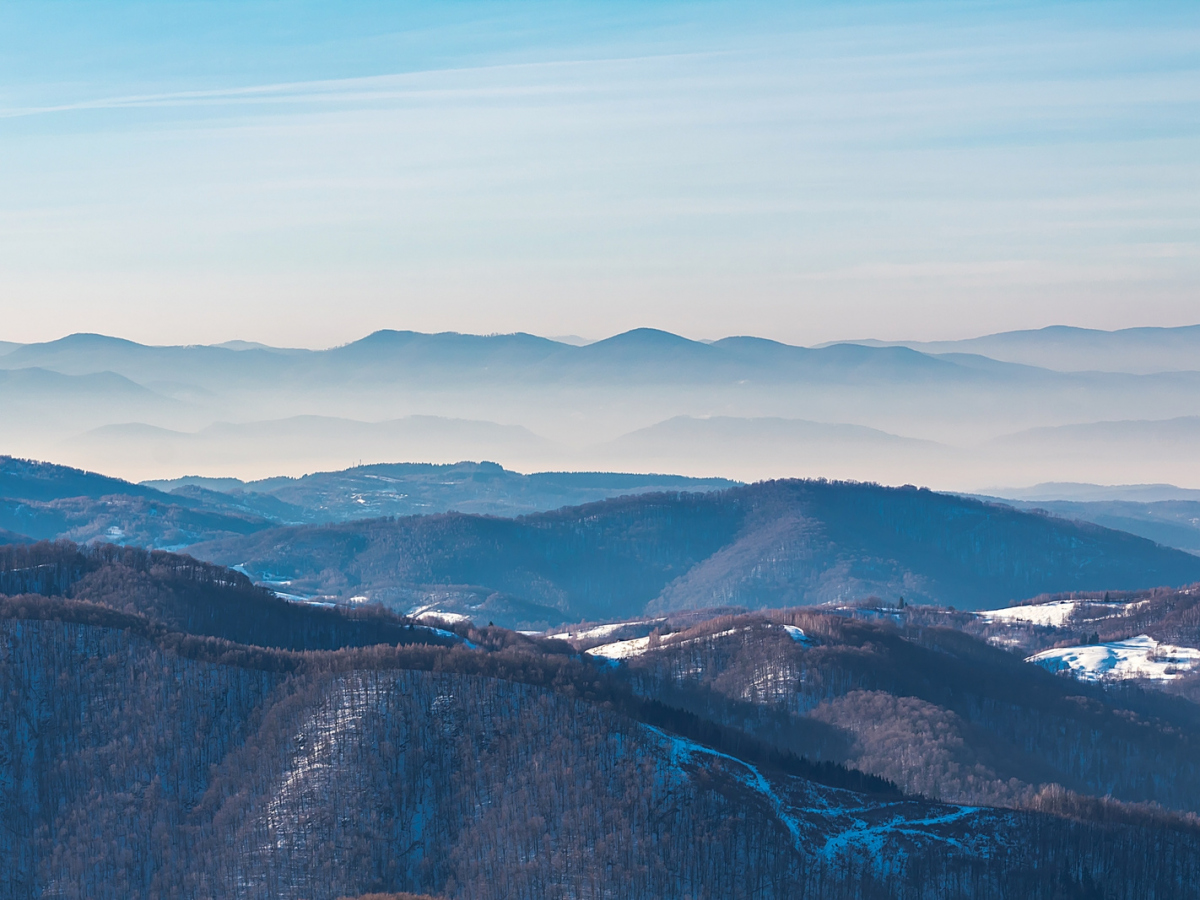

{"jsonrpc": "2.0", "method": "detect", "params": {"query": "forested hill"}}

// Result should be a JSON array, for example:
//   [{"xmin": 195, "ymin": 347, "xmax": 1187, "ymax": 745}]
[
  {"xmin": 4, "ymin": 548, "xmax": 1200, "ymax": 898},
  {"xmin": 0, "ymin": 541, "xmax": 462, "ymax": 652},
  {"xmin": 0, "ymin": 456, "xmax": 739, "ymax": 548},
  {"xmin": 611, "ymin": 608, "xmax": 1200, "ymax": 814},
  {"xmin": 147, "ymin": 460, "xmax": 740, "ymax": 521},
  {"xmin": 192, "ymin": 479, "xmax": 1200, "ymax": 629},
  {"xmin": 0, "ymin": 456, "xmax": 282, "ymax": 549},
  {"xmin": 0, "ymin": 454, "xmax": 167, "ymax": 502}
]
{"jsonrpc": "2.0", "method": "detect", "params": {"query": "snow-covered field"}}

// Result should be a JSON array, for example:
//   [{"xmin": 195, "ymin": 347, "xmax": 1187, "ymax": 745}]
[
  {"xmin": 586, "ymin": 636, "xmax": 653, "ymax": 659},
  {"xmin": 976, "ymin": 598, "xmax": 1149, "ymax": 629},
  {"xmin": 976, "ymin": 600, "xmax": 1079, "ymax": 627},
  {"xmin": 414, "ymin": 610, "xmax": 472, "ymax": 625},
  {"xmin": 548, "ymin": 619, "xmax": 664, "ymax": 642},
  {"xmin": 1028, "ymin": 635, "xmax": 1200, "ymax": 682},
  {"xmin": 584, "ymin": 622, "xmax": 810, "ymax": 660}
]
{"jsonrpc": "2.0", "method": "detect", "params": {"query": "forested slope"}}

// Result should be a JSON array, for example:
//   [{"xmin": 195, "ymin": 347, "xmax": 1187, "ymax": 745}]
[
  {"xmin": 613, "ymin": 609, "xmax": 1200, "ymax": 813},
  {"xmin": 2, "ymin": 545, "xmax": 1200, "ymax": 896},
  {"xmin": 3, "ymin": 598, "xmax": 1200, "ymax": 899},
  {"xmin": 0, "ymin": 456, "xmax": 277, "ymax": 548},
  {"xmin": 192, "ymin": 479, "xmax": 1200, "ymax": 628},
  {"xmin": 0, "ymin": 542, "xmax": 459, "ymax": 651}
]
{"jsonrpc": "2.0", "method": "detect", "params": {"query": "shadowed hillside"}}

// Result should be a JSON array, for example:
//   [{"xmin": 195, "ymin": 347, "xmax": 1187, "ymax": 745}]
[{"xmin": 191, "ymin": 479, "xmax": 1200, "ymax": 628}]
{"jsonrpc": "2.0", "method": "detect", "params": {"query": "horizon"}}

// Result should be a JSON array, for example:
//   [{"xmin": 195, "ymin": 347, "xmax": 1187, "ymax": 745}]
[
  {"xmin": 6, "ymin": 319, "xmax": 1200, "ymax": 353},
  {"xmin": 4, "ymin": 318, "xmax": 1200, "ymax": 489}
]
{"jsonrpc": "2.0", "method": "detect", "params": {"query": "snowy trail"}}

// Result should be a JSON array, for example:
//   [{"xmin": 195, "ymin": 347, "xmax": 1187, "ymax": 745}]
[{"xmin": 643, "ymin": 724, "xmax": 804, "ymax": 847}]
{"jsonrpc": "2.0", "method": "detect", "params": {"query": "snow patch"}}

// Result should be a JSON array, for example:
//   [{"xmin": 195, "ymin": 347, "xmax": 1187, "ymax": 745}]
[
  {"xmin": 1028, "ymin": 634, "xmax": 1200, "ymax": 682},
  {"xmin": 415, "ymin": 611, "xmax": 471, "ymax": 625},
  {"xmin": 978, "ymin": 598, "xmax": 1148, "ymax": 629},
  {"xmin": 548, "ymin": 618, "xmax": 664, "ymax": 641},
  {"xmin": 586, "ymin": 636, "xmax": 651, "ymax": 659},
  {"xmin": 586, "ymin": 625, "xmax": 754, "ymax": 660},
  {"xmin": 410, "ymin": 624, "xmax": 478, "ymax": 649},
  {"xmin": 783, "ymin": 625, "xmax": 815, "ymax": 646},
  {"xmin": 818, "ymin": 805, "xmax": 980, "ymax": 861},
  {"xmin": 977, "ymin": 600, "xmax": 1077, "ymax": 627},
  {"xmin": 273, "ymin": 590, "xmax": 334, "ymax": 607}
]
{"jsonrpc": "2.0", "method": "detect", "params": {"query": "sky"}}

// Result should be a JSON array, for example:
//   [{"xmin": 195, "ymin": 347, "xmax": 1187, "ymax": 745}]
[{"xmin": 1, "ymin": 0, "xmax": 1198, "ymax": 348}]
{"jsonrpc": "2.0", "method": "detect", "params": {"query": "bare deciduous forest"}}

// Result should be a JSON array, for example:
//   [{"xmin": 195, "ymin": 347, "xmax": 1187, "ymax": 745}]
[{"xmin": 2, "ymin": 542, "xmax": 1200, "ymax": 898}]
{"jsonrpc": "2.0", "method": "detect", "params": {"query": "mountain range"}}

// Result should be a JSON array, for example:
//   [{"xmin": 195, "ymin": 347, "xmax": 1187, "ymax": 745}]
[
  {"xmin": 844, "ymin": 324, "xmax": 1200, "ymax": 374},
  {"xmin": 3, "ymin": 325, "xmax": 1200, "ymax": 488}
]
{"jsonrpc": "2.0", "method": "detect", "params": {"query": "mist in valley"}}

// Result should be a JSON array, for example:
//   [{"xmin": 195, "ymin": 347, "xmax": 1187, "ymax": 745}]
[{"xmin": 4, "ymin": 325, "xmax": 1200, "ymax": 490}]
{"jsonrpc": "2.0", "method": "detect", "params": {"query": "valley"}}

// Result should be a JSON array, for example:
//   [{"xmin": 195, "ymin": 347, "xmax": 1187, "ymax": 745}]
[{"xmin": 5, "ymin": 327, "xmax": 1200, "ymax": 488}]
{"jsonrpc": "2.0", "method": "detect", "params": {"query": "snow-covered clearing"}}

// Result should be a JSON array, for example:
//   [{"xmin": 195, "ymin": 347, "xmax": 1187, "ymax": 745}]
[
  {"xmin": 588, "ymin": 623, "xmax": 812, "ymax": 660},
  {"xmin": 1028, "ymin": 634, "xmax": 1200, "ymax": 682},
  {"xmin": 977, "ymin": 600, "xmax": 1078, "ymax": 627},
  {"xmin": 586, "ymin": 636, "xmax": 651, "ymax": 659},
  {"xmin": 407, "ymin": 602, "xmax": 474, "ymax": 622},
  {"xmin": 977, "ymin": 598, "xmax": 1148, "ymax": 629},
  {"xmin": 272, "ymin": 590, "xmax": 335, "ymax": 607},
  {"xmin": 586, "ymin": 627, "xmax": 744, "ymax": 659},
  {"xmin": 548, "ymin": 619, "xmax": 664, "ymax": 641},
  {"xmin": 415, "ymin": 611, "xmax": 472, "ymax": 625}
]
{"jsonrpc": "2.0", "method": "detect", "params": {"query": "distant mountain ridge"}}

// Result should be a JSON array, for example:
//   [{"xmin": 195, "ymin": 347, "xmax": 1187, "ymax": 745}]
[
  {"xmin": 4, "ymin": 326, "xmax": 1200, "ymax": 486},
  {"xmin": 0, "ymin": 456, "xmax": 741, "ymax": 547},
  {"xmin": 150, "ymin": 460, "xmax": 740, "ymax": 521},
  {"xmin": 975, "ymin": 497, "xmax": 1200, "ymax": 556},
  {"xmin": 71, "ymin": 415, "xmax": 560, "ymax": 477},
  {"xmin": 841, "ymin": 323, "xmax": 1200, "ymax": 374},
  {"xmin": 0, "ymin": 327, "xmax": 990, "ymax": 385},
  {"xmin": 0, "ymin": 455, "xmax": 167, "ymax": 503},
  {"xmin": 983, "ymin": 481, "xmax": 1200, "ymax": 503}
]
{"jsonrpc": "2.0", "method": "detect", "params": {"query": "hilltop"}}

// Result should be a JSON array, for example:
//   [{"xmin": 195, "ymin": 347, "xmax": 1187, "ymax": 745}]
[{"xmin": 191, "ymin": 478, "xmax": 1200, "ymax": 629}]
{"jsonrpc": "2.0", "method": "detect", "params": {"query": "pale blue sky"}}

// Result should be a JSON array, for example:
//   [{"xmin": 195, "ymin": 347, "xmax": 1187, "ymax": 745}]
[{"xmin": 1, "ymin": 1, "xmax": 1197, "ymax": 347}]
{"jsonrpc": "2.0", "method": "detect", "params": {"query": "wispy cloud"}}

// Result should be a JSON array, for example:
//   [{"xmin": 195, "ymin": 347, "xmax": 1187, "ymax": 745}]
[
  {"xmin": 1, "ymin": 2, "xmax": 1197, "ymax": 346},
  {"xmin": 0, "ymin": 53, "xmax": 722, "ymax": 119}
]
